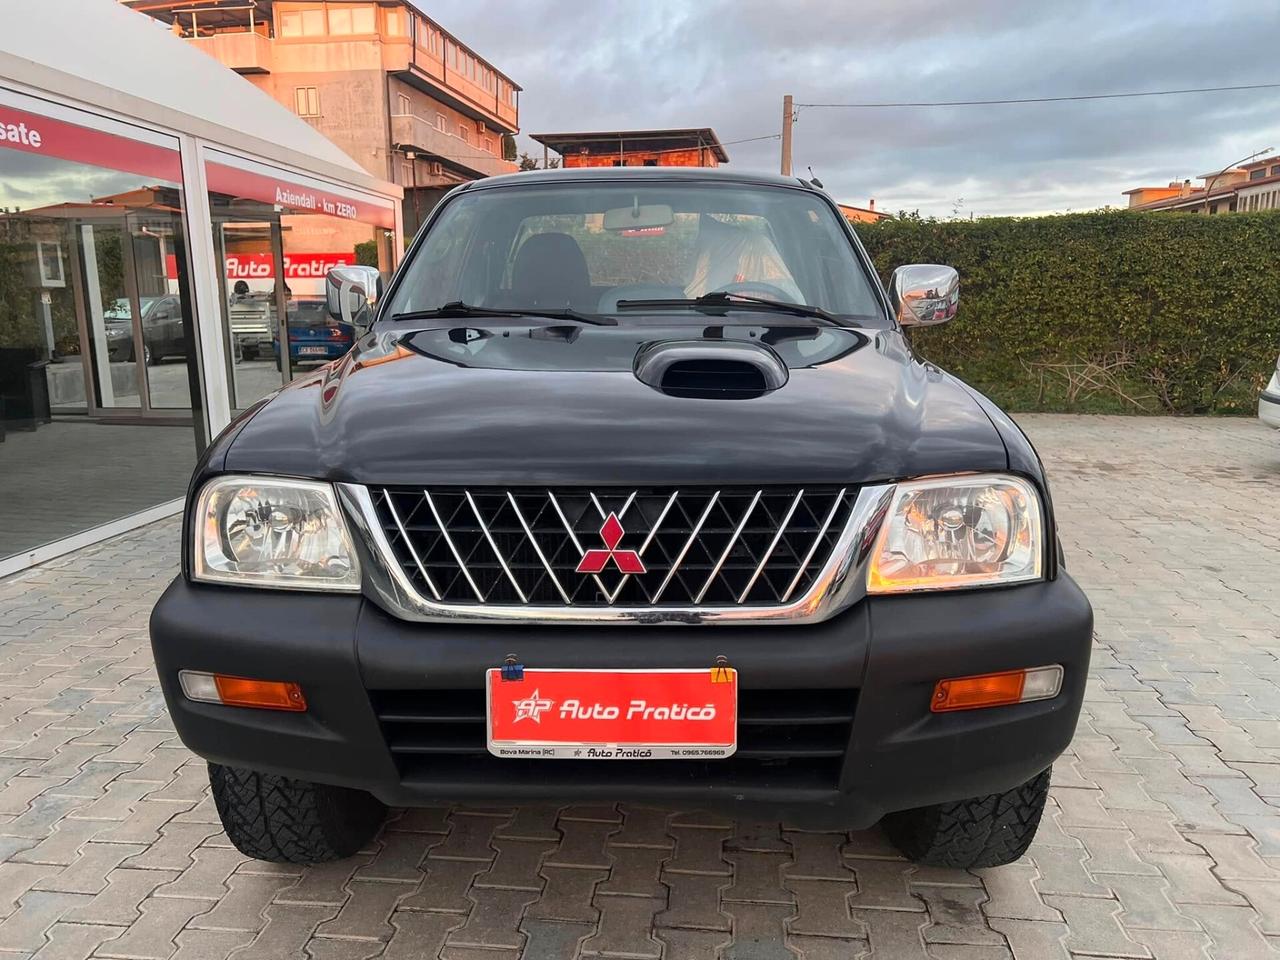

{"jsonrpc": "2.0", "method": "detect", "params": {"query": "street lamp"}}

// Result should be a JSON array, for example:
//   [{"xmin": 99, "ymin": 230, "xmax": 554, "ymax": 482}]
[{"xmin": 1202, "ymin": 146, "xmax": 1273, "ymax": 214}]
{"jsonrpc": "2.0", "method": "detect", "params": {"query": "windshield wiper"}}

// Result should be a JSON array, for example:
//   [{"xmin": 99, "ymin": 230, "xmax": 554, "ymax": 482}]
[
  {"xmin": 616, "ymin": 291, "xmax": 847, "ymax": 326},
  {"xmin": 385, "ymin": 301, "xmax": 616, "ymax": 326}
]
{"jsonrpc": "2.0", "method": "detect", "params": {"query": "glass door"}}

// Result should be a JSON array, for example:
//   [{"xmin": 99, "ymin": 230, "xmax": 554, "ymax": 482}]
[
  {"xmin": 129, "ymin": 208, "xmax": 198, "ymax": 412},
  {"xmin": 210, "ymin": 211, "xmax": 288, "ymax": 410},
  {"xmin": 67, "ymin": 196, "xmax": 199, "ymax": 418},
  {"xmin": 72, "ymin": 218, "xmax": 145, "ymax": 414}
]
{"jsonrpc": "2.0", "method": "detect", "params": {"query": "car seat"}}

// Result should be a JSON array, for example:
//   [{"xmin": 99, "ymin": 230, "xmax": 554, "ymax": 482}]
[{"xmin": 508, "ymin": 233, "xmax": 592, "ymax": 309}]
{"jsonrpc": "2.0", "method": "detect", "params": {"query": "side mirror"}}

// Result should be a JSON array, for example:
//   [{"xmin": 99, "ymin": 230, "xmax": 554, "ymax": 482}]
[
  {"xmin": 325, "ymin": 264, "xmax": 382, "ymax": 330},
  {"xmin": 889, "ymin": 264, "xmax": 959, "ymax": 327}
]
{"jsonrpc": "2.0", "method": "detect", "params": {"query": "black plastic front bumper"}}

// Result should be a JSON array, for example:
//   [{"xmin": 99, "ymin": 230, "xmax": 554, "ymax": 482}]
[{"xmin": 150, "ymin": 575, "xmax": 1092, "ymax": 828}]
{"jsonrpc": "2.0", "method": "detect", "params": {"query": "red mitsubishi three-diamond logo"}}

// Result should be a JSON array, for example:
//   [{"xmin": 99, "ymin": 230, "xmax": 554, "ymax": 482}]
[{"xmin": 576, "ymin": 513, "xmax": 646, "ymax": 575}]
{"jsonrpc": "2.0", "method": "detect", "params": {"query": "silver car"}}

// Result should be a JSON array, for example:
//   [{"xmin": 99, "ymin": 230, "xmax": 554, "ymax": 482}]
[{"xmin": 1262, "ymin": 354, "xmax": 1280, "ymax": 429}]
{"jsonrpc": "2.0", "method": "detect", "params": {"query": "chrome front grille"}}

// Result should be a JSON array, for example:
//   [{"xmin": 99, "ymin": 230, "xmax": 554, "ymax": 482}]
[{"xmin": 368, "ymin": 486, "xmax": 858, "ymax": 608}]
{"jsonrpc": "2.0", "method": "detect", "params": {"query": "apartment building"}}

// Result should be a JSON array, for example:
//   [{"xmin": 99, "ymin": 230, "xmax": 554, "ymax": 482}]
[
  {"xmin": 530, "ymin": 129, "xmax": 730, "ymax": 168},
  {"xmin": 125, "ymin": 1, "xmax": 521, "ymax": 229},
  {"xmin": 1123, "ymin": 156, "xmax": 1280, "ymax": 214}
]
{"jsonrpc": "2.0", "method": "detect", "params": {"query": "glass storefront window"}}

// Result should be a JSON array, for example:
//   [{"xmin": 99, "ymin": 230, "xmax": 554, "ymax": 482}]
[
  {"xmin": 203, "ymin": 151, "xmax": 395, "ymax": 410},
  {"xmin": 0, "ymin": 89, "xmax": 203, "ymax": 562}
]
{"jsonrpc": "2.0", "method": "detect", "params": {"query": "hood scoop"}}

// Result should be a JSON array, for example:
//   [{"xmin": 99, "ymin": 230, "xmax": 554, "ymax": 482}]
[{"xmin": 634, "ymin": 340, "xmax": 788, "ymax": 400}]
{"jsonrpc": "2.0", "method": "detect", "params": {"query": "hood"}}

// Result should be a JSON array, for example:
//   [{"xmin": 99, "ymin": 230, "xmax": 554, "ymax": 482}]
[{"xmin": 223, "ymin": 322, "xmax": 1008, "ymax": 486}]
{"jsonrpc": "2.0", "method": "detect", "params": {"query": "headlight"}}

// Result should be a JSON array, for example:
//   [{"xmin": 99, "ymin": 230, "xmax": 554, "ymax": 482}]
[
  {"xmin": 192, "ymin": 476, "xmax": 360, "ymax": 591},
  {"xmin": 867, "ymin": 474, "xmax": 1043, "ymax": 594}
]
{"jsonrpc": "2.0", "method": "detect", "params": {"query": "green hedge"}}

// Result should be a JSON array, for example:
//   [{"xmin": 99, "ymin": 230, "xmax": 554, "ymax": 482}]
[{"xmin": 855, "ymin": 210, "xmax": 1280, "ymax": 414}]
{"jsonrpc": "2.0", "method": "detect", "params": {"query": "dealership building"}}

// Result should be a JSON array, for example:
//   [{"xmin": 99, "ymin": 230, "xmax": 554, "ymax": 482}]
[{"xmin": 0, "ymin": 1, "xmax": 404, "ymax": 576}]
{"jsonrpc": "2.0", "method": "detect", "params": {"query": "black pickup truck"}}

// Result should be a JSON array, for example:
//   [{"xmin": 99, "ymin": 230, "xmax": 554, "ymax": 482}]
[{"xmin": 151, "ymin": 168, "xmax": 1092, "ymax": 868}]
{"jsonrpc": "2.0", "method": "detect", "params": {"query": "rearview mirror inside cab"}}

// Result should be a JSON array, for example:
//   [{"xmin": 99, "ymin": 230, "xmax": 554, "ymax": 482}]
[
  {"xmin": 603, "ymin": 202, "xmax": 675, "ymax": 232},
  {"xmin": 889, "ymin": 264, "xmax": 960, "ymax": 327}
]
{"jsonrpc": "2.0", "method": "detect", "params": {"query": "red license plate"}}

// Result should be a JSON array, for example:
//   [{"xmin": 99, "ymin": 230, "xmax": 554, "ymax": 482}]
[{"xmin": 486, "ymin": 668, "xmax": 737, "ymax": 759}]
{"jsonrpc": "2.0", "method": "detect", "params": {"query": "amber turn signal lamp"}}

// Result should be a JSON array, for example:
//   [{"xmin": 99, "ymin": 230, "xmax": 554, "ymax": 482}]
[
  {"xmin": 179, "ymin": 670, "xmax": 307, "ymax": 712},
  {"xmin": 931, "ymin": 665, "xmax": 1062, "ymax": 713}
]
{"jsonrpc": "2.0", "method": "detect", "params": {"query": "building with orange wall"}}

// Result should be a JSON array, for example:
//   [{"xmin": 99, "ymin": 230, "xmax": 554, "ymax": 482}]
[
  {"xmin": 837, "ymin": 201, "xmax": 890, "ymax": 224},
  {"xmin": 1123, "ymin": 157, "xmax": 1280, "ymax": 213},
  {"xmin": 123, "ymin": 1, "xmax": 520, "ymax": 230},
  {"xmin": 530, "ymin": 129, "xmax": 729, "ymax": 168}
]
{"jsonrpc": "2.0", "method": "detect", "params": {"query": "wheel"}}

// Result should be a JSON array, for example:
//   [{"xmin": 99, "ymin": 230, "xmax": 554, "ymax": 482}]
[
  {"xmin": 208, "ymin": 763, "xmax": 386, "ymax": 864},
  {"xmin": 883, "ymin": 767, "xmax": 1051, "ymax": 868},
  {"xmin": 144, "ymin": 343, "xmax": 155, "ymax": 366}
]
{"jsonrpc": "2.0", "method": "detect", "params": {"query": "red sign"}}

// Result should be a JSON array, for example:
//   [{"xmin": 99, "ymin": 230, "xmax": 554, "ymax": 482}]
[
  {"xmin": 205, "ymin": 160, "xmax": 396, "ymax": 229},
  {"xmin": 164, "ymin": 252, "xmax": 355, "ymax": 281},
  {"xmin": 486, "ymin": 668, "xmax": 738, "ymax": 759},
  {"xmin": 0, "ymin": 104, "xmax": 181, "ymax": 182}
]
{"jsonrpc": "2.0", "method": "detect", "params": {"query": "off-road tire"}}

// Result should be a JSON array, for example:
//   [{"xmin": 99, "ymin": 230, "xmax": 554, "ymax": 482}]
[
  {"xmin": 883, "ymin": 767, "xmax": 1051, "ymax": 868},
  {"xmin": 208, "ymin": 763, "xmax": 386, "ymax": 863}
]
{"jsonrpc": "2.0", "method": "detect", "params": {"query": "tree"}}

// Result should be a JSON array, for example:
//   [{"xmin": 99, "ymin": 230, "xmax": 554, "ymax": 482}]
[
  {"xmin": 517, "ymin": 152, "xmax": 561, "ymax": 171},
  {"xmin": 354, "ymin": 239, "xmax": 378, "ymax": 267}
]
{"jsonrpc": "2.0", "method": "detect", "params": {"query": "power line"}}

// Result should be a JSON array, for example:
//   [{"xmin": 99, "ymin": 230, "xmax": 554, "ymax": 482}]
[
  {"xmin": 796, "ymin": 82, "xmax": 1280, "ymax": 109},
  {"xmin": 720, "ymin": 133, "xmax": 782, "ymax": 146}
]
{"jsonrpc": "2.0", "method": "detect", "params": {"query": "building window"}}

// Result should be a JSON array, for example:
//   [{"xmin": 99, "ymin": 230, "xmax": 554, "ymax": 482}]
[
  {"xmin": 483, "ymin": 137, "xmax": 494, "ymax": 154},
  {"xmin": 457, "ymin": 123, "xmax": 469, "ymax": 144},
  {"xmin": 1249, "ymin": 168, "xmax": 1266, "ymax": 180},
  {"xmin": 436, "ymin": 113, "xmax": 448, "ymax": 131},
  {"xmin": 280, "ymin": 7, "xmax": 325, "ymax": 37},
  {"xmin": 384, "ymin": 9, "xmax": 405, "ymax": 36},
  {"xmin": 294, "ymin": 86, "xmax": 320, "ymax": 117},
  {"xmin": 328, "ymin": 4, "xmax": 375, "ymax": 34},
  {"xmin": 401, "ymin": 161, "xmax": 414, "ymax": 185},
  {"xmin": 397, "ymin": 93, "xmax": 411, "ymax": 116}
]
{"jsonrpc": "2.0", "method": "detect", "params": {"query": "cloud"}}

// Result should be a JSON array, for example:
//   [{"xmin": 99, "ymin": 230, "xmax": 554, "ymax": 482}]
[
  {"xmin": 428, "ymin": 0, "xmax": 1280, "ymax": 216},
  {"xmin": 0, "ymin": 153, "xmax": 146, "ymax": 211}
]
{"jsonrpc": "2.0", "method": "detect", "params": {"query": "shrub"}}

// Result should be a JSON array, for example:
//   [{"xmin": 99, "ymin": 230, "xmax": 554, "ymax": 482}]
[{"xmin": 855, "ymin": 210, "xmax": 1280, "ymax": 414}]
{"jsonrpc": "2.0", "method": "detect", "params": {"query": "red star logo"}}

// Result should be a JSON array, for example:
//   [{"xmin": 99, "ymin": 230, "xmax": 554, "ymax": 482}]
[{"xmin": 576, "ymin": 513, "xmax": 646, "ymax": 575}]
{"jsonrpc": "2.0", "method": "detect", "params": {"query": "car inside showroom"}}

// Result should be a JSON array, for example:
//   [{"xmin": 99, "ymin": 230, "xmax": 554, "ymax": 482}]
[{"xmin": 0, "ymin": 1, "xmax": 402, "ymax": 575}]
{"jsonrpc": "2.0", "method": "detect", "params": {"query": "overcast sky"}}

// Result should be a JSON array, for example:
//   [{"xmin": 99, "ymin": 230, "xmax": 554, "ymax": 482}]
[{"xmin": 428, "ymin": 0, "xmax": 1280, "ymax": 218}]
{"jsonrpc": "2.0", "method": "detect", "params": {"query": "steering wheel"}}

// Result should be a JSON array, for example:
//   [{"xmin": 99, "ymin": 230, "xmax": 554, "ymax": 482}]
[{"xmin": 712, "ymin": 281, "xmax": 795, "ymax": 303}]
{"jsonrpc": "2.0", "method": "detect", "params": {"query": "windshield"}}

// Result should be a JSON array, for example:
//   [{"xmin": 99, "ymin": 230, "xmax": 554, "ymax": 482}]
[
  {"xmin": 384, "ymin": 181, "xmax": 885, "ymax": 324},
  {"xmin": 104, "ymin": 297, "xmax": 161, "ymax": 321}
]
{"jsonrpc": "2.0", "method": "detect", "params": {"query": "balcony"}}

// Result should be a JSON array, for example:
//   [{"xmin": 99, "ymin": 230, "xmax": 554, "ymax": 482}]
[
  {"xmin": 190, "ymin": 31, "xmax": 273, "ymax": 75},
  {"xmin": 390, "ymin": 114, "xmax": 517, "ymax": 180},
  {"xmin": 390, "ymin": 56, "xmax": 518, "ymax": 135}
]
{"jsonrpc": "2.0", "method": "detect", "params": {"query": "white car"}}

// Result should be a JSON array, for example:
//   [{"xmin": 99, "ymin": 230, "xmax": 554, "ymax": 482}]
[{"xmin": 1262, "ymin": 354, "xmax": 1280, "ymax": 429}]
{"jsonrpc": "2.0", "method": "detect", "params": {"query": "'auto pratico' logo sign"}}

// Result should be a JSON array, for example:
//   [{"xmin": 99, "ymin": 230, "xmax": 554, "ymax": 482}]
[{"xmin": 164, "ymin": 253, "xmax": 356, "ymax": 280}]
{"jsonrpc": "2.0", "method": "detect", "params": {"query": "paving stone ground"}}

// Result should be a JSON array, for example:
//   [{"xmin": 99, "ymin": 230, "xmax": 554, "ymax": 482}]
[{"xmin": 2, "ymin": 414, "xmax": 1279, "ymax": 960}]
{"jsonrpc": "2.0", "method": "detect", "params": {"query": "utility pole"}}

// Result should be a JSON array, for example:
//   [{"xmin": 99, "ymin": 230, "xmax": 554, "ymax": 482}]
[{"xmin": 780, "ymin": 94, "xmax": 794, "ymax": 177}]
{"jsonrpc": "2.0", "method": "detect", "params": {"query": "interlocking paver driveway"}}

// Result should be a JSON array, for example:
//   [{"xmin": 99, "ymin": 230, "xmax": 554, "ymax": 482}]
[{"xmin": 2, "ymin": 414, "xmax": 1278, "ymax": 960}]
